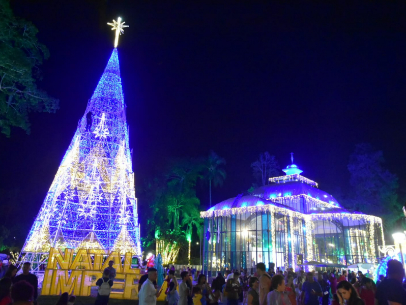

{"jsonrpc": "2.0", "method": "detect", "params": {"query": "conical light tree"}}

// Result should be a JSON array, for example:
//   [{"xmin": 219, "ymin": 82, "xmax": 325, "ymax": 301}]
[{"xmin": 21, "ymin": 18, "xmax": 141, "ymax": 269}]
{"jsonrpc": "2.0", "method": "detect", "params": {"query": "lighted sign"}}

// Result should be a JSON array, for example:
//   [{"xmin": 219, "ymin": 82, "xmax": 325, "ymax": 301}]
[{"xmin": 41, "ymin": 248, "xmax": 168, "ymax": 300}]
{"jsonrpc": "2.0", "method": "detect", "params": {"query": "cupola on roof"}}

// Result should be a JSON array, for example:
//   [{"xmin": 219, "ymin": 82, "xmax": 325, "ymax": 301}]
[{"xmin": 282, "ymin": 153, "xmax": 303, "ymax": 175}]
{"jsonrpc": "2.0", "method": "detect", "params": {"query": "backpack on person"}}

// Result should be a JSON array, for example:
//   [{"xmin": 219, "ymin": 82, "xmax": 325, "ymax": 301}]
[{"xmin": 98, "ymin": 279, "xmax": 112, "ymax": 296}]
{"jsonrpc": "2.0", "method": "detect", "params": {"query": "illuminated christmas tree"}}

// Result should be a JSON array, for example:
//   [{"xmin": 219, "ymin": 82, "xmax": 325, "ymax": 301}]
[{"xmin": 21, "ymin": 18, "xmax": 141, "ymax": 269}]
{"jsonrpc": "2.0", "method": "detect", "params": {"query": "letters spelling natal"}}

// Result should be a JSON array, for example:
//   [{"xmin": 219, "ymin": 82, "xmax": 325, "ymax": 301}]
[{"xmin": 40, "ymin": 247, "xmax": 171, "ymax": 300}]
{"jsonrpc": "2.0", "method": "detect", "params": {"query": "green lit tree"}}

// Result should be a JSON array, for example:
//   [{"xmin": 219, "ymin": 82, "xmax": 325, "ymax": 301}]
[
  {"xmin": 140, "ymin": 158, "xmax": 203, "ymax": 263},
  {"xmin": 0, "ymin": 0, "xmax": 58, "ymax": 136}
]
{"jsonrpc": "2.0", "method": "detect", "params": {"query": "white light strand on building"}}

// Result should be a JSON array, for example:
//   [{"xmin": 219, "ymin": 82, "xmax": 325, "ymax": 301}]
[{"xmin": 269, "ymin": 174, "xmax": 318, "ymax": 187}]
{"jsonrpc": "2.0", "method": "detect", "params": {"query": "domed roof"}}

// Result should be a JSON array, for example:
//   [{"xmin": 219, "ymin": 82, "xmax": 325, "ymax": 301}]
[
  {"xmin": 206, "ymin": 154, "xmax": 344, "ymax": 213},
  {"xmin": 207, "ymin": 195, "xmax": 267, "ymax": 212},
  {"xmin": 251, "ymin": 181, "xmax": 341, "ymax": 208}
]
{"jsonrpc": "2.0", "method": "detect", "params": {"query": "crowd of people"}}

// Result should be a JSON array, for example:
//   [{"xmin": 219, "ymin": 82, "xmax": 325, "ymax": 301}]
[
  {"xmin": 0, "ymin": 260, "xmax": 118, "ymax": 305},
  {"xmin": 0, "ymin": 258, "xmax": 405, "ymax": 305},
  {"xmin": 137, "ymin": 260, "xmax": 406, "ymax": 305}
]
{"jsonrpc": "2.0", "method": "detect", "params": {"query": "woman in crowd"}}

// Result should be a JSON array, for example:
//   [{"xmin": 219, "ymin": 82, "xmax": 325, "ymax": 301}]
[
  {"xmin": 286, "ymin": 275, "xmax": 297, "ymax": 305},
  {"xmin": 247, "ymin": 277, "xmax": 259, "ymax": 305},
  {"xmin": 210, "ymin": 273, "xmax": 224, "ymax": 305},
  {"xmin": 294, "ymin": 272, "xmax": 304, "ymax": 305},
  {"xmin": 358, "ymin": 278, "xmax": 375, "ymax": 305},
  {"xmin": 267, "ymin": 275, "xmax": 292, "ymax": 305},
  {"xmin": 197, "ymin": 274, "xmax": 213, "ymax": 305},
  {"xmin": 337, "ymin": 280, "xmax": 364, "ymax": 305},
  {"xmin": 2, "ymin": 265, "xmax": 17, "ymax": 280}
]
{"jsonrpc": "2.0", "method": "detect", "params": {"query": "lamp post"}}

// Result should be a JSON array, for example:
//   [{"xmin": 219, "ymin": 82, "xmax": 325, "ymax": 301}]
[{"xmin": 392, "ymin": 232, "xmax": 406, "ymax": 268}]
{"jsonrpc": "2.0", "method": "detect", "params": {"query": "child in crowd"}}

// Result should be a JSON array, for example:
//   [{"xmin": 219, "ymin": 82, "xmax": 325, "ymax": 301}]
[
  {"xmin": 95, "ymin": 269, "xmax": 113, "ymax": 305},
  {"xmin": 193, "ymin": 286, "xmax": 203, "ymax": 305}
]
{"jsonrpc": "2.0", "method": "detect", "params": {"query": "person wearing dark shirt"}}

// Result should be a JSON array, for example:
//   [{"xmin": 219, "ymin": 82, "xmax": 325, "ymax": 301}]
[
  {"xmin": 375, "ymin": 259, "xmax": 406, "ymax": 305},
  {"xmin": 95, "ymin": 269, "xmax": 113, "ymax": 305},
  {"xmin": 318, "ymin": 273, "xmax": 330, "ymax": 305},
  {"xmin": 13, "ymin": 262, "xmax": 38, "ymax": 304},
  {"xmin": 376, "ymin": 275, "xmax": 384, "ymax": 288},
  {"xmin": 186, "ymin": 275, "xmax": 194, "ymax": 305},
  {"xmin": 225, "ymin": 272, "xmax": 241, "ymax": 305},
  {"xmin": 301, "ymin": 272, "xmax": 322, "ymax": 305},
  {"xmin": 103, "ymin": 260, "xmax": 117, "ymax": 280},
  {"xmin": 247, "ymin": 277, "xmax": 259, "ymax": 305},
  {"xmin": 337, "ymin": 280, "xmax": 364, "ymax": 305}
]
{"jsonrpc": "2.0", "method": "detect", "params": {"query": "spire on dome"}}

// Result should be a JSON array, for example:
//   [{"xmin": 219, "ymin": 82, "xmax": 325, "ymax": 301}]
[{"xmin": 283, "ymin": 152, "xmax": 303, "ymax": 175}]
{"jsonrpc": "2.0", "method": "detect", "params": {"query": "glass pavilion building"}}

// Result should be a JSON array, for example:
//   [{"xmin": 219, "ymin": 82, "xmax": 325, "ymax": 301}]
[{"xmin": 201, "ymin": 161, "xmax": 385, "ymax": 275}]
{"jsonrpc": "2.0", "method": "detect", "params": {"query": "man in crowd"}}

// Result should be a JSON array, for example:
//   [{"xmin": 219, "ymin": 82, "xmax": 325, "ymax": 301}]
[
  {"xmin": 139, "ymin": 267, "xmax": 161, "ymax": 305},
  {"xmin": 375, "ymin": 259, "xmax": 406, "ymax": 305},
  {"xmin": 301, "ymin": 272, "xmax": 322, "ymax": 305},
  {"xmin": 13, "ymin": 262, "xmax": 38, "ymax": 305},
  {"xmin": 257, "ymin": 263, "xmax": 271, "ymax": 305},
  {"xmin": 225, "ymin": 271, "xmax": 241, "ymax": 305},
  {"xmin": 179, "ymin": 271, "xmax": 190, "ymax": 305},
  {"xmin": 104, "ymin": 260, "xmax": 116, "ymax": 280}
]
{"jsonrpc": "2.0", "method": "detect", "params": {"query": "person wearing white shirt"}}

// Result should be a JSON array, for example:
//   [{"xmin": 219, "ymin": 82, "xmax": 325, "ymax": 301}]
[
  {"xmin": 139, "ymin": 268, "xmax": 161, "ymax": 305},
  {"xmin": 179, "ymin": 271, "xmax": 190, "ymax": 305}
]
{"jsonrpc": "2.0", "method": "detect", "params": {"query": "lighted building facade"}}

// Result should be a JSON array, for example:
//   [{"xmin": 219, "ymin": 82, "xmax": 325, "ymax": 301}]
[{"xmin": 201, "ymin": 161, "xmax": 385, "ymax": 274}]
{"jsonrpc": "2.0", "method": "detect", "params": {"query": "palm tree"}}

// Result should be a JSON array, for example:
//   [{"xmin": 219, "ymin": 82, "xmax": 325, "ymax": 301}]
[
  {"xmin": 205, "ymin": 151, "xmax": 226, "ymax": 207},
  {"xmin": 182, "ymin": 206, "xmax": 203, "ymax": 264}
]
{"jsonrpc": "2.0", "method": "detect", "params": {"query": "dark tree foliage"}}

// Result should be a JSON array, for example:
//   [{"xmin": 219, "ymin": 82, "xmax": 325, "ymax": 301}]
[
  {"xmin": 0, "ymin": 0, "xmax": 58, "ymax": 137},
  {"xmin": 139, "ymin": 153, "xmax": 226, "ymax": 262},
  {"xmin": 251, "ymin": 152, "xmax": 280, "ymax": 186},
  {"xmin": 347, "ymin": 143, "xmax": 403, "ymax": 232},
  {"xmin": 203, "ymin": 150, "xmax": 226, "ymax": 207}
]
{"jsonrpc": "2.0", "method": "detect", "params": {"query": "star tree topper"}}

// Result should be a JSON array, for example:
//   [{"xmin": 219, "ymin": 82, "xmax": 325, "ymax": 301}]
[{"xmin": 107, "ymin": 17, "xmax": 129, "ymax": 48}]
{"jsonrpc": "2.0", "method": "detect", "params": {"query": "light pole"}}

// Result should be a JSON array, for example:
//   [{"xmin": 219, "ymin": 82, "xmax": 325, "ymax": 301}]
[{"xmin": 392, "ymin": 232, "xmax": 406, "ymax": 268}]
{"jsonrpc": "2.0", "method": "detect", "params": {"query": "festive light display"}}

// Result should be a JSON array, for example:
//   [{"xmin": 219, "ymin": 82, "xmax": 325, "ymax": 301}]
[
  {"xmin": 107, "ymin": 17, "xmax": 129, "ymax": 48},
  {"xmin": 269, "ymin": 174, "xmax": 318, "ymax": 187},
  {"xmin": 202, "ymin": 160, "xmax": 384, "ymax": 274},
  {"xmin": 21, "ymin": 45, "xmax": 142, "ymax": 269},
  {"xmin": 156, "ymin": 239, "xmax": 180, "ymax": 265}
]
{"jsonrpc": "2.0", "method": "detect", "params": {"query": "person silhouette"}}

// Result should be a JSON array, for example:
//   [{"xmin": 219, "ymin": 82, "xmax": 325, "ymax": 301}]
[{"xmin": 86, "ymin": 111, "xmax": 93, "ymax": 131}]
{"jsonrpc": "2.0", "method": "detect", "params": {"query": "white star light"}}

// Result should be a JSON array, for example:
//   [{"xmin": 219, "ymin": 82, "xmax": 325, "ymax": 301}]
[{"xmin": 107, "ymin": 17, "xmax": 129, "ymax": 48}]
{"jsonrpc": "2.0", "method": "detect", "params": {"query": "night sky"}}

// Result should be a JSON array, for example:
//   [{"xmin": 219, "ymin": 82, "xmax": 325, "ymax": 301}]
[{"xmin": 2, "ymin": 1, "xmax": 406, "ymax": 242}]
